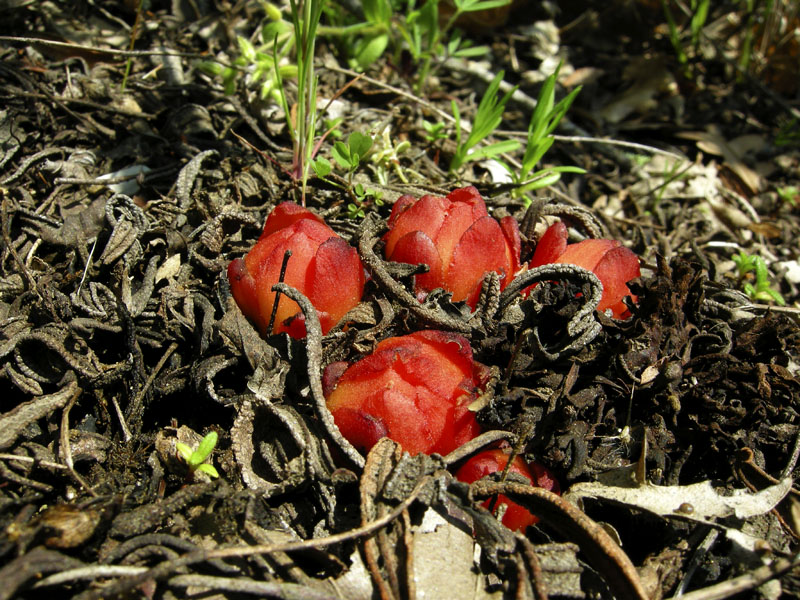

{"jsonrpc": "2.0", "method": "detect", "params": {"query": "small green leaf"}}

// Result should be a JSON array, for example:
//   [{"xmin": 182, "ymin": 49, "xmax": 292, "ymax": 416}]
[
  {"xmin": 348, "ymin": 132, "xmax": 373, "ymax": 160},
  {"xmin": 196, "ymin": 463, "xmax": 220, "ymax": 478},
  {"xmin": 312, "ymin": 157, "xmax": 332, "ymax": 177},
  {"xmin": 264, "ymin": 2, "xmax": 283, "ymax": 21},
  {"xmin": 237, "ymin": 36, "xmax": 257, "ymax": 62},
  {"xmin": 331, "ymin": 141, "xmax": 353, "ymax": 169},
  {"xmin": 197, "ymin": 61, "xmax": 224, "ymax": 76},
  {"xmin": 355, "ymin": 34, "xmax": 389, "ymax": 69},
  {"xmin": 192, "ymin": 432, "xmax": 218, "ymax": 464},
  {"xmin": 175, "ymin": 442, "xmax": 193, "ymax": 463}
]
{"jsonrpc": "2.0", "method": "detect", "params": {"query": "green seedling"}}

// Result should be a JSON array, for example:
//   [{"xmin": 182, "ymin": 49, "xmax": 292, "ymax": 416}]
[
  {"xmin": 450, "ymin": 70, "xmax": 520, "ymax": 173},
  {"xmin": 331, "ymin": 131, "xmax": 374, "ymax": 176},
  {"xmin": 197, "ymin": 6, "xmax": 296, "ymax": 100},
  {"xmin": 662, "ymin": 0, "xmax": 710, "ymax": 76},
  {"xmin": 777, "ymin": 186, "xmax": 798, "ymax": 207},
  {"xmin": 371, "ymin": 127, "xmax": 412, "ymax": 182},
  {"xmin": 732, "ymin": 252, "xmax": 786, "ymax": 306},
  {"xmin": 776, "ymin": 118, "xmax": 800, "ymax": 148},
  {"xmin": 274, "ymin": 0, "xmax": 324, "ymax": 204},
  {"xmin": 498, "ymin": 64, "xmax": 585, "ymax": 200},
  {"xmin": 422, "ymin": 119, "xmax": 448, "ymax": 142},
  {"xmin": 347, "ymin": 183, "xmax": 384, "ymax": 219},
  {"xmin": 409, "ymin": 0, "xmax": 509, "ymax": 91},
  {"xmin": 321, "ymin": 0, "xmax": 503, "ymax": 90},
  {"xmin": 176, "ymin": 431, "xmax": 220, "ymax": 479}
]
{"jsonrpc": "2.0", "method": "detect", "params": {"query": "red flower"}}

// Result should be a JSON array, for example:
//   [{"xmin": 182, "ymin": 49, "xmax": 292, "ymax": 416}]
[
  {"xmin": 529, "ymin": 221, "xmax": 640, "ymax": 319},
  {"xmin": 455, "ymin": 448, "xmax": 560, "ymax": 531},
  {"xmin": 227, "ymin": 202, "xmax": 365, "ymax": 337},
  {"xmin": 383, "ymin": 186, "xmax": 521, "ymax": 308},
  {"xmin": 324, "ymin": 331, "xmax": 487, "ymax": 456}
]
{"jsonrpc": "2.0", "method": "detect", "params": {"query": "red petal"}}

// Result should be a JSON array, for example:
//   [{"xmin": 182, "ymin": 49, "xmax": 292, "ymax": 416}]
[
  {"xmin": 356, "ymin": 385, "xmax": 441, "ymax": 456},
  {"xmin": 446, "ymin": 216, "xmax": 513, "ymax": 305},
  {"xmin": 530, "ymin": 221, "xmax": 568, "ymax": 268},
  {"xmin": 306, "ymin": 237, "xmax": 365, "ymax": 334},
  {"xmin": 529, "ymin": 462, "xmax": 561, "ymax": 494},
  {"xmin": 592, "ymin": 245, "xmax": 640, "ymax": 318},
  {"xmin": 446, "ymin": 186, "xmax": 488, "ymax": 220},
  {"xmin": 389, "ymin": 231, "xmax": 443, "ymax": 294},
  {"xmin": 412, "ymin": 330, "xmax": 475, "ymax": 380},
  {"xmin": 554, "ymin": 238, "xmax": 620, "ymax": 271},
  {"xmin": 330, "ymin": 406, "xmax": 388, "ymax": 454},
  {"xmin": 500, "ymin": 216, "xmax": 522, "ymax": 278},
  {"xmin": 383, "ymin": 195, "xmax": 447, "ymax": 258},
  {"xmin": 254, "ymin": 229, "xmax": 322, "ymax": 336},
  {"xmin": 322, "ymin": 361, "xmax": 350, "ymax": 397},
  {"xmin": 326, "ymin": 331, "xmax": 485, "ymax": 456},
  {"xmin": 386, "ymin": 195, "xmax": 417, "ymax": 228},
  {"xmin": 245, "ymin": 219, "xmax": 333, "ymax": 276},
  {"xmin": 454, "ymin": 450, "xmax": 539, "ymax": 531},
  {"xmin": 227, "ymin": 258, "xmax": 265, "ymax": 331},
  {"xmin": 260, "ymin": 202, "xmax": 325, "ymax": 240},
  {"xmin": 434, "ymin": 199, "xmax": 480, "ymax": 275}
]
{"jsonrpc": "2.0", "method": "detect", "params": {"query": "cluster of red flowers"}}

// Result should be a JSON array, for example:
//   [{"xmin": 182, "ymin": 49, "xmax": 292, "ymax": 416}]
[{"xmin": 228, "ymin": 187, "xmax": 641, "ymax": 531}]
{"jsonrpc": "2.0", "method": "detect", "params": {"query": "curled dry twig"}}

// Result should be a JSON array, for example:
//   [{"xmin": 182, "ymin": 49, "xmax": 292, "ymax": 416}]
[
  {"xmin": 498, "ymin": 263, "xmax": 604, "ymax": 361},
  {"xmin": 357, "ymin": 215, "xmax": 472, "ymax": 335},
  {"xmin": 470, "ymin": 479, "xmax": 649, "ymax": 600},
  {"xmin": 271, "ymin": 282, "xmax": 365, "ymax": 470}
]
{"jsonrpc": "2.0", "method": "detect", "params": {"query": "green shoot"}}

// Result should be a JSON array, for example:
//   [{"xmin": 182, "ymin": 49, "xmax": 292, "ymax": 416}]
[
  {"xmin": 449, "ymin": 71, "xmax": 520, "ymax": 173},
  {"xmin": 331, "ymin": 131, "xmax": 374, "ymax": 175},
  {"xmin": 347, "ymin": 183, "xmax": 384, "ymax": 219},
  {"xmin": 661, "ymin": 0, "xmax": 711, "ymax": 76},
  {"xmin": 370, "ymin": 127, "xmax": 411, "ymax": 183},
  {"xmin": 176, "ymin": 431, "xmax": 220, "ymax": 479},
  {"xmin": 121, "ymin": 0, "xmax": 146, "ymax": 92},
  {"xmin": 732, "ymin": 252, "xmax": 786, "ymax": 306},
  {"xmin": 422, "ymin": 119, "xmax": 448, "ymax": 142},
  {"xmin": 274, "ymin": 0, "xmax": 324, "ymax": 205},
  {"xmin": 498, "ymin": 64, "xmax": 585, "ymax": 199},
  {"xmin": 777, "ymin": 186, "xmax": 798, "ymax": 207},
  {"xmin": 197, "ymin": 6, "xmax": 295, "ymax": 100}
]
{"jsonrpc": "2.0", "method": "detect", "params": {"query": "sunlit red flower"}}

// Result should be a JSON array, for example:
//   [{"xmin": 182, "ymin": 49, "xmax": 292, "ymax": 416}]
[
  {"xmin": 454, "ymin": 448, "xmax": 560, "ymax": 531},
  {"xmin": 529, "ymin": 221, "xmax": 640, "ymax": 319},
  {"xmin": 227, "ymin": 202, "xmax": 365, "ymax": 338},
  {"xmin": 324, "ymin": 330, "xmax": 487, "ymax": 456},
  {"xmin": 383, "ymin": 186, "xmax": 521, "ymax": 308}
]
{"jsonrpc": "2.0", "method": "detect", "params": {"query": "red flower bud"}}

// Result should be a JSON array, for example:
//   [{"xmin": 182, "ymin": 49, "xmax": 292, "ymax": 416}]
[
  {"xmin": 529, "ymin": 221, "xmax": 641, "ymax": 319},
  {"xmin": 227, "ymin": 202, "xmax": 365, "ymax": 337},
  {"xmin": 455, "ymin": 448, "xmax": 560, "ymax": 531},
  {"xmin": 324, "ymin": 330, "xmax": 487, "ymax": 456},
  {"xmin": 384, "ymin": 186, "xmax": 521, "ymax": 308}
]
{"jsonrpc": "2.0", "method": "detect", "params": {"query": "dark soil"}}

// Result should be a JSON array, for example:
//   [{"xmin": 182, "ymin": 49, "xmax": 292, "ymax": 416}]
[{"xmin": 1, "ymin": 1, "xmax": 799, "ymax": 599}]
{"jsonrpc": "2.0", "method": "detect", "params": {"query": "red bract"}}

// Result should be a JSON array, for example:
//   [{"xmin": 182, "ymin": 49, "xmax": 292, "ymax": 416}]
[
  {"xmin": 529, "ymin": 221, "xmax": 641, "ymax": 319},
  {"xmin": 383, "ymin": 186, "xmax": 521, "ymax": 308},
  {"xmin": 324, "ymin": 331, "xmax": 486, "ymax": 456},
  {"xmin": 455, "ymin": 449, "xmax": 560, "ymax": 531},
  {"xmin": 227, "ymin": 202, "xmax": 365, "ymax": 338}
]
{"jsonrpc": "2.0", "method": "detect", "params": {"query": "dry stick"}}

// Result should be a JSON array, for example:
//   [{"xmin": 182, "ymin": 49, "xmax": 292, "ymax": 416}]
[
  {"xmin": 267, "ymin": 250, "xmax": 293, "ymax": 333},
  {"xmin": 78, "ymin": 476, "xmax": 431, "ymax": 600},
  {"xmin": 167, "ymin": 574, "xmax": 336, "ymax": 600},
  {"xmin": 0, "ymin": 454, "xmax": 68, "ymax": 471},
  {"xmin": 515, "ymin": 534, "xmax": 550, "ymax": 600},
  {"xmin": 443, "ymin": 430, "xmax": 517, "ymax": 467},
  {"xmin": 666, "ymin": 552, "xmax": 800, "ymax": 600},
  {"xmin": 271, "ymin": 282, "xmax": 365, "ymax": 470},
  {"xmin": 471, "ymin": 480, "xmax": 649, "ymax": 600},
  {"xmin": 0, "ymin": 36, "xmax": 218, "ymax": 62},
  {"xmin": 59, "ymin": 383, "xmax": 98, "ymax": 497},
  {"xmin": 358, "ymin": 217, "xmax": 472, "ymax": 334}
]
